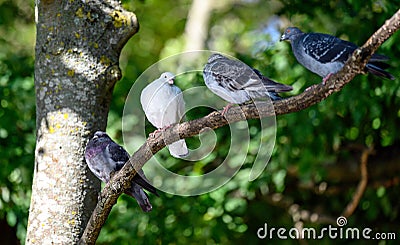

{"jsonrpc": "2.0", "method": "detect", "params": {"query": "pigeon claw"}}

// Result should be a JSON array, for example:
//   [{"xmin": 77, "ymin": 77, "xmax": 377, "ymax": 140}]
[
  {"xmin": 322, "ymin": 73, "xmax": 333, "ymax": 85},
  {"xmin": 149, "ymin": 129, "xmax": 162, "ymax": 138},
  {"xmin": 150, "ymin": 125, "xmax": 175, "ymax": 137},
  {"xmin": 221, "ymin": 103, "xmax": 233, "ymax": 117}
]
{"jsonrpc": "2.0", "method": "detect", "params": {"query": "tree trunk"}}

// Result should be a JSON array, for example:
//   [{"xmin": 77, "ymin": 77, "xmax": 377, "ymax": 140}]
[{"xmin": 26, "ymin": 0, "xmax": 138, "ymax": 243}]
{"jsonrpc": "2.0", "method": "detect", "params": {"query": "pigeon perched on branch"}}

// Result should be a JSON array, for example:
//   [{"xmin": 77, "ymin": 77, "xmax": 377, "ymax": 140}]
[
  {"xmin": 280, "ymin": 27, "xmax": 394, "ymax": 83},
  {"xmin": 85, "ymin": 131, "xmax": 158, "ymax": 212},
  {"xmin": 203, "ymin": 53, "xmax": 293, "ymax": 114},
  {"xmin": 140, "ymin": 72, "xmax": 189, "ymax": 158}
]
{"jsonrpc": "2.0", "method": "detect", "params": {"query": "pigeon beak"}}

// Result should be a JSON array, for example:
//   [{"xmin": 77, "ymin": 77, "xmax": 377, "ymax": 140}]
[
  {"xmin": 168, "ymin": 79, "xmax": 174, "ymax": 85},
  {"xmin": 93, "ymin": 132, "xmax": 100, "ymax": 139},
  {"xmin": 279, "ymin": 35, "xmax": 286, "ymax": 42}
]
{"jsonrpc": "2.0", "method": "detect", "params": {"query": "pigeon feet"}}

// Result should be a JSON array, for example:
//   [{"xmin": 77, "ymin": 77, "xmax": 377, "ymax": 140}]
[
  {"xmin": 221, "ymin": 103, "xmax": 233, "ymax": 117},
  {"xmin": 149, "ymin": 125, "xmax": 173, "ymax": 138},
  {"xmin": 322, "ymin": 73, "xmax": 333, "ymax": 85},
  {"xmin": 149, "ymin": 129, "xmax": 162, "ymax": 138},
  {"xmin": 304, "ymin": 73, "xmax": 333, "ymax": 92}
]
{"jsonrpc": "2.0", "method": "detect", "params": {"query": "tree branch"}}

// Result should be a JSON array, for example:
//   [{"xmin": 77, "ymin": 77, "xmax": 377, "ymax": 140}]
[
  {"xmin": 342, "ymin": 147, "xmax": 375, "ymax": 218},
  {"xmin": 80, "ymin": 9, "xmax": 400, "ymax": 244}
]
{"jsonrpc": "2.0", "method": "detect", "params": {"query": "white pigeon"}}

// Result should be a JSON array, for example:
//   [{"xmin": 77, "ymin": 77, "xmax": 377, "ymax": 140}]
[{"xmin": 140, "ymin": 72, "xmax": 189, "ymax": 158}]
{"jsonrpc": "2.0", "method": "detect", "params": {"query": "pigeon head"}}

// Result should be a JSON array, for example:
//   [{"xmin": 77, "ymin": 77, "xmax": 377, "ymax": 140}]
[
  {"xmin": 159, "ymin": 72, "xmax": 175, "ymax": 85},
  {"xmin": 280, "ymin": 27, "xmax": 303, "ymax": 42},
  {"xmin": 92, "ymin": 131, "xmax": 112, "ymax": 143},
  {"xmin": 207, "ymin": 53, "xmax": 225, "ymax": 63},
  {"xmin": 93, "ymin": 131, "xmax": 108, "ymax": 138},
  {"xmin": 85, "ymin": 131, "xmax": 111, "ymax": 158}
]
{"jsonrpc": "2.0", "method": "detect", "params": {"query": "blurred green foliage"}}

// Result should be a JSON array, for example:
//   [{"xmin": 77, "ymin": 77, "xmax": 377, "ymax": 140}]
[
  {"xmin": 0, "ymin": 0, "xmax": 35, "ymax": 242},
  {"xmin": 1, "ymin": 0, "xmax": 399, "ymax": 244}
]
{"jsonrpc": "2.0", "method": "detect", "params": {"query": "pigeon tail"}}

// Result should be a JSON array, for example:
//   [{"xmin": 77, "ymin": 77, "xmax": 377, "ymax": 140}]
[
  {"xmin": 262, "ymin": 80, "xmax": 293, "ymax": 93},
  {"xmin": 252, "ymin": 68, "xmax": 293, "ymax": 93},
  {"xmin": 370, "ymin": 53, "xmax": 390, "ymax": 62},
  {"xmin": 133, "ymin": 175, "xmax": 159, "ymax": 196},
  {"xmin": 168, "ymin": 139, "xmax": 189, "ymax": 158},
  {"xmin": 366, "ymin": 63, "xmax": 395, "ymax": 80},
  {"xmin": 268, "ymin": 92, "xmax": 283, "ymax": 101},
  {"xmin": 126, "ymin": 185, "xmax": 153, "ymax": 212}
]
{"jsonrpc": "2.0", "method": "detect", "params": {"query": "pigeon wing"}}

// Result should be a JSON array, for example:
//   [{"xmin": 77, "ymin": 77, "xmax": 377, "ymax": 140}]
[
  {"xmin": 302, "ymin": 33, "xmax": 357, "ymax": 64},
  {"xmin": 107, "ymin": 141, "xmax": 159, "ymax": 196},
  {"xmin": 132, "ymin": 170, "xmax": 159, "ymax": 196},
  {"xmin": 106, "ymin": 141, "xmax": 129, "ymax": 171},
  {"xmin": 174, "ymin": 86, "xmax": 186, "ymax": 122},
  {"xmin": 252, "ymin": 68, "xmax": 293, "ymax": 92},
  {"xmin": 206, "ymin": 57, "xmax": 262, "ymax": 93}
]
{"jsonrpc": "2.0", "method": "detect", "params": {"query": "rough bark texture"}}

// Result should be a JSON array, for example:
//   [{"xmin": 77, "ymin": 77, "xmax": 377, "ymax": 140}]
[
  {"xmin": 27, "ymin": 0, "xmax": 138, "ymax": 244},
  {"xmin": 80, "ymin": 9, "xmax": 400, "ymax": 244}
]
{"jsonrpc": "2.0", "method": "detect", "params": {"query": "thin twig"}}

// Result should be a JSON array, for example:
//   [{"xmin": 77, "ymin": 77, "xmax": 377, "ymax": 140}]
[{"xmin": 342, "ymin": 147, "xmax": 375, "ymax": 218}]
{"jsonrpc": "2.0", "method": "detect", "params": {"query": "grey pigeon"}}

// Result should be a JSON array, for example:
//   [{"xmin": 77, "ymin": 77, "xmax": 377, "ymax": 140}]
[
  {"xmin": 203, "ymin": 53, "xmax": 293, "ymax": 113},
  {"xmin": 280, "ymin": 27, "xmax": 394, "ymax": 83},
  {"xmin": 140, "ymin": 72, "xmax": 189, "ymax": 158},
  {"xmin": 85, "ymin": 131, "xmax": 158, "ymax": 212}
]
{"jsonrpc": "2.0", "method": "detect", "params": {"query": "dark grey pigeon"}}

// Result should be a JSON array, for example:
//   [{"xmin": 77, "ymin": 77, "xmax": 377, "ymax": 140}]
[
  {"xmin": 280, "ymin": 27, "xmax": 394, "ymax": 83},
  {"xmin": 203, "ymin": 53, "xmax": 293, "ymax": 113},
  {"xmin": 85, "ymin": 131, "xmax": 158, "ymax": 212}
]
